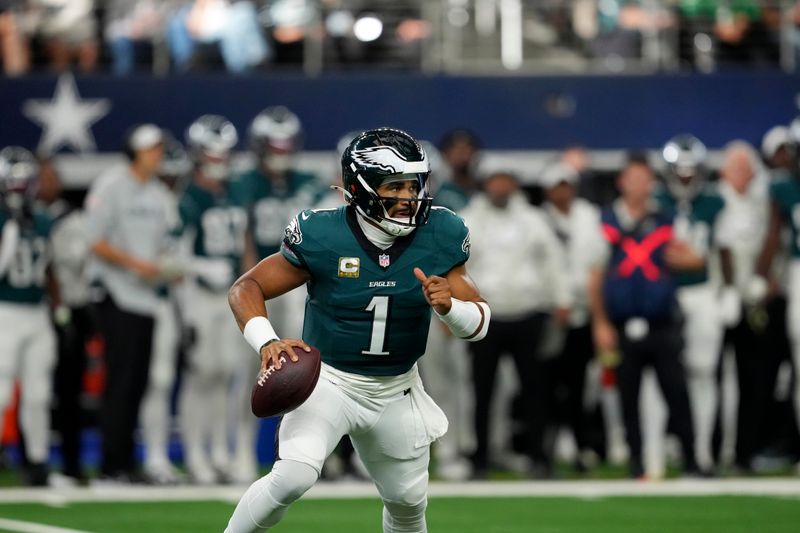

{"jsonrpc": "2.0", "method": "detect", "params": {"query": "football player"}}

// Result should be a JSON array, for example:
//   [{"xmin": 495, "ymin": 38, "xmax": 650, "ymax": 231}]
[
  {"xmin": 224, "ymin": 128, "xmax": 490, "ymax": 533},
  {"xmin": 177, "ymin": 115, "xmax": 250, "ymax": 484},
  {"xmin": 754, "ymin": 117, "xmax": 800, "ymax": 472},
  {"xmin": 0, "ymin": 147, "xmax": 57, "ymax": 485},
  {"xmin": 656, "ymin": 135, "xmax": 736, "ymax": 474}
]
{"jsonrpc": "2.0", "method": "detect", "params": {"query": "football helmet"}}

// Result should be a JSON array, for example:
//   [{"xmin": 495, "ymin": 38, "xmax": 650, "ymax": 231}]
[
  {"xmin": 662, "ymin": 134, "xmax": 708, "ymax": 201},
  {"xmin": 0, "ymin": 146, "xmax": 39, "ymax": 214},
  {"xmin": 341, "ymin": 128, "xmax": 432, "ymax": 237},
  {"xmin": 158, "ymin": 133, "xmax": 192, "ymax": 191},
  {"xmin": 248, "ymin": 106, "xmax": 302, "ymax": 174},
  {"xmin": 186, "ymin": 115, "xmax": 238, "ymax": 180}
]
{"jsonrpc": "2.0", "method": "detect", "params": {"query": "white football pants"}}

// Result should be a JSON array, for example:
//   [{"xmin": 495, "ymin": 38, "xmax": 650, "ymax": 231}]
[{"xmin": 0, "ymin": 303, "xmax": 56, "ymax": 463}]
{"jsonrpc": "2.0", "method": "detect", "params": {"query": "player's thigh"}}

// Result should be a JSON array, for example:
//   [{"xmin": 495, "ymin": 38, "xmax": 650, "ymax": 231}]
[
  {"xmin": 149, "ymin": 299, "xmax": 180, "ymax": 389},
  {"xmin": 277, "ymin": 377, "xmax": 351, "ymax": 473},
  {"xmin": 352, "ymin": 393, "xmax": 429, "ymax": 465},
  {"xmin": 189, "ymin": 290, "xmax": 230, "ymax": 376},
  {"xmin": 19, "ymin": 310, "xmax": 56, "ymax": 404},
  {"xmin": 0, "ymin": 305, "xmax": 22, "ymax": 404},
  {"xmin": 787, "ymin": 264, "xmax": 800, "ymax": 343},
  {"xmin": 678, "ymin": 285, "xmax": 722, "ymax": 373}
]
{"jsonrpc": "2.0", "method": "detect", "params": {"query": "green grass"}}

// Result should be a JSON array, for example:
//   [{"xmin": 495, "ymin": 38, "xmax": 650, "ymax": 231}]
[{"xmin": 0, "ymin": 496, "xmax": 799, "ymax": 533}]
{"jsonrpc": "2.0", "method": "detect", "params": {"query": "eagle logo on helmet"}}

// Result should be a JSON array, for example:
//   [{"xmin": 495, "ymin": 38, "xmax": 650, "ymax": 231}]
[{"xmin": 350, "ymin": 145, "xmax": 427, "ymax": 175}]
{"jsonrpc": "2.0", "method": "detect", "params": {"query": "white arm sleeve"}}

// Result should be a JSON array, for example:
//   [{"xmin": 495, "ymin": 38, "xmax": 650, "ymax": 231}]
[{"xmin": 435, "ymin": 298, "xmax": 491, "ymax": 342}]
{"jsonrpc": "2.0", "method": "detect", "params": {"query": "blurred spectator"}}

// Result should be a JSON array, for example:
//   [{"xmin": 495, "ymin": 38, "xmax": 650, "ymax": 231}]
[
  {"xmin": 678, "ymin": 0, "xmax": 775, "ymax": 71},
  {"xmin": 85, "ymin": 124, "xmax": 178, "ymax": 483},
  {"xmin": 540, "ymin": 162, "xmax": 605, "ymax": 472},
  {"xmin": 589, "ymin": 155, "xmax": 701, "ymax": 478},
  {"xmin": 29, "ymin": 0, "xmax": 99, "ymax": 72},
  {"xmin": 461, "ymin": 171, "xmax": 571, "ymax": 479},
  {"xmin": 581, "ymin": 0, "xmax": 674, "ymax": 66},
  {"xmin": 104, "ymin": 0, "xmax": 176, "ymax": 76},
  {"xmin": 167, "ymin": 0, "xmax": 269, "ymax": 73},
  {"xmin": 0, "ymin": 1, "xmax": 30, "ymax": 75},
  {"xmin": 715, "ymin": 140, "xmax": 769, "ymax": 472}
]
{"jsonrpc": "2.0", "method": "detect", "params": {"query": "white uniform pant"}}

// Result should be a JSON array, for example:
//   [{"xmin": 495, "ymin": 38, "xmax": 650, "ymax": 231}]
[
  {"xmin": 677, "ymin": 283, "xmax": 723, "ymax": 471},
  {"xmin": 179, "ymin": 286, "xmax": 243, "ymax": 475},
  {"xmin": 140, "ymin": 298, "xmax": 180, "ymax": 471},
  {"xmin": 785, "ymin": 260, "xmax": 800, "ymax": 440},
  {"xmin": 0, "ymin": 303, "xmax": 56, "ymax": 463}
]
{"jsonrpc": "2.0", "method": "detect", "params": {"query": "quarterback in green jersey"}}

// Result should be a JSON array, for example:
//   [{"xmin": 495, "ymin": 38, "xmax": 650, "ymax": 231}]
[{"xmin": 224, "ymin": 128, "xmax": 490, "ymax": 533}]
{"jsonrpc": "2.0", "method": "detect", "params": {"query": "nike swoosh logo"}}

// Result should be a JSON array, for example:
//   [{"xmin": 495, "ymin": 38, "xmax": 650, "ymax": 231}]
[{"xmin": 301, "ymin": 212, "xmax": 310, "ymax": 221}]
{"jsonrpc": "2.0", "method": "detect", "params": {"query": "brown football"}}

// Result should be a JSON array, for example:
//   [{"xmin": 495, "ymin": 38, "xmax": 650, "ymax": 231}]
[{"xmin": 251, "ymin": 345, "xmax": 322, "ymax": 418}]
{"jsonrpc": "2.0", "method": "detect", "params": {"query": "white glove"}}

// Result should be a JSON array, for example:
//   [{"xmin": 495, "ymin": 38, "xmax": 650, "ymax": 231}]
[
  {"xmin": 719, "ymin": 286, "xmax": 741, "ymax": 327},
  {"xmin": 744, "ymin": 276, "xmax": 768, "ymax": 305},
  {"xmin": 188, "ymin": 257, "xmax": 234, "ymax": 291}
]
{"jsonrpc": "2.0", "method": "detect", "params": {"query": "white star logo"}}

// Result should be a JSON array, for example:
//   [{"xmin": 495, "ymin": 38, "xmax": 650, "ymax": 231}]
[{"xmin": 22, "ymin": 74, "xmax": 111, "ymax": 155}]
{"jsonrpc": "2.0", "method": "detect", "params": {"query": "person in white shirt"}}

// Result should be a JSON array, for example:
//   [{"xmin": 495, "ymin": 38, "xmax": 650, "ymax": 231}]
[
  {"xmin": 715, "ymin": 140, "xmax": 770, "ymax": 472},
  {"xmin": 460, "ymin": 171, "xmax": 570, "ymax": 478},
  {"xmin": 540, "ymin": 162, "xmax": 609, "ymax": 471}
]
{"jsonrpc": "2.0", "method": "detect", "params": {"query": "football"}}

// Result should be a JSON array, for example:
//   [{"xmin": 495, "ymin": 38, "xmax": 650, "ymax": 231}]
[{"xmin": 251, "ymin": 345, "xmax": 322, "ymax": 418}]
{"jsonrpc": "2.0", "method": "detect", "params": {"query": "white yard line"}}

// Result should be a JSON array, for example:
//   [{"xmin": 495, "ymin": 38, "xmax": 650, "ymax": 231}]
[
  {"xmin": 0, "ymin": 479, "xmax": 798, "ymax": 505},
  {"xmin": 0, "ymin": 518, "xmax": 94, "ymax": 533}
]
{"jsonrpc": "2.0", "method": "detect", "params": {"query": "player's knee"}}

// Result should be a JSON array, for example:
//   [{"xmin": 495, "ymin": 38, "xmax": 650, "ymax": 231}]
[
  {"xmin": 268, "ymin": 459, "xmax": 319, "ymax": 504},
  {"xmin": 383, "ymin": 497, "xmax": 427, "ymax": 523},
  {"xmin": 382, "ymin": 474, "xmax": 428, "ymax": 510}
]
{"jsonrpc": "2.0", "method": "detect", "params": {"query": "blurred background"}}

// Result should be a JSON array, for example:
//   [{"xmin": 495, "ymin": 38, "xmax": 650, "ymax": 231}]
[{"xmin": 0, "ymin": 0, "xmax": 799, "ymax": 489}]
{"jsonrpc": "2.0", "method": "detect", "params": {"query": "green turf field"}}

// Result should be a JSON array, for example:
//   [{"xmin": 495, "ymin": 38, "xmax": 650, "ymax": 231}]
[{"xmin": 0, "ymin": 496, "xmax": 798, "ymax": 533}]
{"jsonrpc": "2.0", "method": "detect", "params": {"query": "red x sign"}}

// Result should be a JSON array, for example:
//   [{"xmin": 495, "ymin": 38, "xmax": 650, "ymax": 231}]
[{"xmin": 602, "ymin": 223, "xmax": 673, "ymax": 281}]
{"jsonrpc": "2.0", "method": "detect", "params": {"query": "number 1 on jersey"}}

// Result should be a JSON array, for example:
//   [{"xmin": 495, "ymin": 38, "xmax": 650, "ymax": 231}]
[{"xmin": 362, "ymin": 295, "xmax": 390, "ymax": 355}]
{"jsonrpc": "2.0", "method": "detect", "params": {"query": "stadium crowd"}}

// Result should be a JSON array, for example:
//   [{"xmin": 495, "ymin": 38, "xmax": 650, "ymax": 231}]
[
  {"xmin": 1, "ymin": 104, "xmax": 800, "ymax": 487},
  {"xmin": 0, "ymin": 1, "xmax": 798, "ymax": 75}
]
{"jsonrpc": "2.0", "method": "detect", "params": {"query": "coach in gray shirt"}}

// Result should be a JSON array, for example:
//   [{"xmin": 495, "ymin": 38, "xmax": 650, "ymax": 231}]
[{"xmin": 85, "ymin": 124, "xmax": 177, "ymax": 482}]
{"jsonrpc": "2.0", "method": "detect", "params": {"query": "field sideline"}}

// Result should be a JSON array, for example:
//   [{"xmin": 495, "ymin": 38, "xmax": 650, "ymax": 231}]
[{"xmin": 0, "ymin": 480, "xmax": 798, "ymax": 533}]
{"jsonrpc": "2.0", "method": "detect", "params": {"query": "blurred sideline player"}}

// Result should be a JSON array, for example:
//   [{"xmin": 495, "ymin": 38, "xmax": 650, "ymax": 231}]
[
  {"xmin": 178, "ymin": 115, "xmax": 250, "ymax": 484},
  {"xmin": 656, "ymin": 135, "xmax": 736, "ymax": 474},
  {"xmin": 0, "ymin": 147, "xmax": 57, "ymax": 486},
  {"xmin": 754, "ymin": 117, "xmax": 800, "ymax": 473},
  {"xmin": 224, "ymin": 128, "xmax": 490, "ymax": 533},
  {"xmin": 418, "ymin": 129, "xmax": 483, "ymax": 481},
  {"xmin": 138, "ymin": 133, "xmax": 192, "ymax": 485}
]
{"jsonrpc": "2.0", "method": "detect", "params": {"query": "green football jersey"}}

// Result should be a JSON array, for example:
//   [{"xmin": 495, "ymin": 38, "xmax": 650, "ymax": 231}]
[
  {"xmin": 235, "ymin": 169, "xmax": 326, "ymax": 259},
  {"xmin": 655, "ymin": 185, "xmax": 725, "ymax": 287},
  {"xmin": 770, "ymin": 176, "xmax": 800, "ymax": 258},
  {"xmin": 179, "ymin": 182, "xmax": 247, "ymax": 272},
  {"xmin": 0, "ymin": 209, "xmax": 52, "ymax": 304},
  {"xmin": 280, "ymin": 206, "xmax": 470, "ymax": 377}
]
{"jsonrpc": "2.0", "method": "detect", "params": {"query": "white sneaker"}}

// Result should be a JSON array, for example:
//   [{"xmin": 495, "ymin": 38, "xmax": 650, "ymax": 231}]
[
  {"xmin": 187, "ymin": 461, "xmax": 218, "ymax": 485},
  {"xmin": 436, "ymin": 458, "xmax": 472, "ymax": 481}
]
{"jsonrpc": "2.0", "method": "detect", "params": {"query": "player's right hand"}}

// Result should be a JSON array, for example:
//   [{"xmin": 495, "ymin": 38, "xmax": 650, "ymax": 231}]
[
  {"xmin": 593, "ymin": 318, "xmax": 618, "ymax": 352},
  {"xmin": 259, "ymin": 338, "xmax": 311, "ymax": 372}
]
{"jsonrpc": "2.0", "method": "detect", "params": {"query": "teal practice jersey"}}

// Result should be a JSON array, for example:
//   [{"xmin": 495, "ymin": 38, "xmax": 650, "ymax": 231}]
[
  {"xmin": 235, "ymin": 169, "xmax": 326, "ymax": 259},
  {"xmin": 179, "ymin": 182, "xmax": 247, "ymax": 268},
  {"xmin": 655, "ymin": 185, "xmax": 724, "ymax": 287},
  {"xmin": 0, "ymin": 209, "xmax": 52, "ymax": 304},
  {"xmin": 281, "ymin": 206, "xmax": 471, "ymax": 376},
  {"xmin": 770, "ymin": 176, "xmax": 800, "ymax": 258}
]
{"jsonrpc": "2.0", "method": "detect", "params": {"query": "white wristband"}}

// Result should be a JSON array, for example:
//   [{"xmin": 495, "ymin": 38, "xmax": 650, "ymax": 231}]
[
  {"xmin": 435, "ymin": 298, "xmax": 490, "ymax": 341},
  {"xmin": 243, "ymin": 316, "xmax": 279, "ymax": 355}
]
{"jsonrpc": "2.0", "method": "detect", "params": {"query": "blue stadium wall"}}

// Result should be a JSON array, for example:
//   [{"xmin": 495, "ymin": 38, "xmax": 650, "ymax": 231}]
[{"xmin": 1, "ymin": 71, "xmax": 799, "ymax": 152}]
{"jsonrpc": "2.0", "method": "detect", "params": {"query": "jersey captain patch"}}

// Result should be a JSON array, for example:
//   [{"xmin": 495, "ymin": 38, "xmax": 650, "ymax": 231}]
[{"xmin": 338, "ymin": 257, "xmax": 360, "ymax": 278}]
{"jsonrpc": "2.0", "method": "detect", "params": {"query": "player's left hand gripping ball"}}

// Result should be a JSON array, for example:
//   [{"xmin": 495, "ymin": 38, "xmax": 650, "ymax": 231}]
[{"xmin": 251, "ymin": 342, "xmax": 321, "ymax": 418}]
